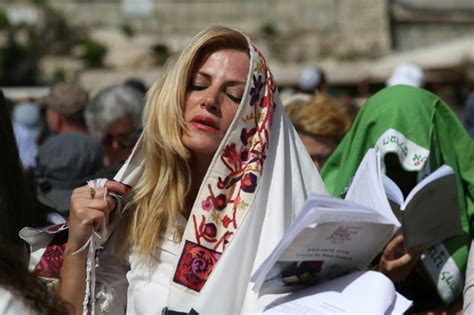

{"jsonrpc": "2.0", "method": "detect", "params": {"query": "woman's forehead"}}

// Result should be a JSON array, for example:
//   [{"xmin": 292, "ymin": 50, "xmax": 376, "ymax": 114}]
[{"xmin": 193, "ymin": 49, "xmax": 250, "ymax": 82}]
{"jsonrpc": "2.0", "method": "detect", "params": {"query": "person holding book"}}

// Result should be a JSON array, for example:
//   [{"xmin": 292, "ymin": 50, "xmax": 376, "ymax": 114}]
[
  {"xmin": 57, "ymin": 26, "xmax": 327, "ymax": 314},
  {"xmin": 321, "ymin": 85, "xmax": 474, "ymax": 312}
]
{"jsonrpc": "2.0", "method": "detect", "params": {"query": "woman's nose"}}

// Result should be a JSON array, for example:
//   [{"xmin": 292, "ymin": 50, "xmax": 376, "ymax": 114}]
[{"xmin": 200, "ymin": 90, "xmax": 220, "ymax": 112}]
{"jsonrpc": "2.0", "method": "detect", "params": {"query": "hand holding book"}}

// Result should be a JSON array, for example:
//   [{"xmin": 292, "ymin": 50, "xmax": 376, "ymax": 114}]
[{"xmin": 377, "ymin": 234, "xmax": 422, "ymax": 283}]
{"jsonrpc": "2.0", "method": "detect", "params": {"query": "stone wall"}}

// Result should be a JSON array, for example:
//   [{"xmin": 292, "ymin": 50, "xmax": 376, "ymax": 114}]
[{"xmin": 42, "ymin": 0, "xmax": 391, "ymax": 62}]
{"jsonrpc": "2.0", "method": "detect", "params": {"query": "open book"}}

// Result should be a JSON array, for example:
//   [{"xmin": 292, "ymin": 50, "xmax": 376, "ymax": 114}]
[
  {"xmin": 261, "ymin": 271, "xmax": 412, "ymax": 314},
  {"xmin": 382, "ymin": 165, "xmax": 461, "ymax": 251},
  {"xmin": 251, "ymin": 148, "xmax": 462, "ymax": 295}
]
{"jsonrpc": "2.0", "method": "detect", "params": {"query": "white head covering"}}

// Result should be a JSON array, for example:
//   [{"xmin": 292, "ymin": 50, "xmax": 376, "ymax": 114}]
[
  {"xmin": 386, "ymin": 64, "xmax": 424, "ymax": 88},
  {"xmin": 114, "ymin": 27, "xmax": 327, "ymax": 314}
]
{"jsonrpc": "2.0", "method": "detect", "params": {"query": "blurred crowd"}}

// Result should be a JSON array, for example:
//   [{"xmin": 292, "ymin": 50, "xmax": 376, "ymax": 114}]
[{"xmin": 4, "ymin": 79, "xmax": 146, "ymax": 215}]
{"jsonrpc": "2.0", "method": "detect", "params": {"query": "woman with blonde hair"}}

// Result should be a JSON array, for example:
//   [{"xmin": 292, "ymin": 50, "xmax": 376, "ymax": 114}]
[
  {"xmin": 285, "ymin": 93, "xmax": 350, "ymax": 169},
  {"xmin": 58, "ymin": 26, "xmax": 326, "ymax": 314}
]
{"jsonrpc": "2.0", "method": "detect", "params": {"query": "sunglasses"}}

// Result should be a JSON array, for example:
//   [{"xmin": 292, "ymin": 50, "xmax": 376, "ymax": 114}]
[{"xmin": 102, "ymin": 130, "xmax": 141, "ymax": 149}]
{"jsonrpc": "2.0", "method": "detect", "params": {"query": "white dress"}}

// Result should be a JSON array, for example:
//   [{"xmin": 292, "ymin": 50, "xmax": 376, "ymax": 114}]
[
  {"xmin": 94, "ymin": 216, "xmax": 186, "ymax": 314},
  {"xmin": 126, "ymin": 220, "xmax": 184, "ymax": 314}
]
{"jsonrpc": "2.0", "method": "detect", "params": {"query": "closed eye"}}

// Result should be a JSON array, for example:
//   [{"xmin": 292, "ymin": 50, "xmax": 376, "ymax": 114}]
[
  {"xmin": 189, "ymin": 83, "xmax": 207, "ymax": 91},
  {"xmin": 227, "ymin": 93, "xmax": 242, "ymax": 104}
]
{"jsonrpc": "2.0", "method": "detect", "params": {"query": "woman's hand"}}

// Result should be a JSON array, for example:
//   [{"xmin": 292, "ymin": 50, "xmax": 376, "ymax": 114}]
[
  {"xmin": 377, "ymin": 234, "xmax": 421, "ymax": 283},
  {"xmin": 57, "ymin": 180, "xmax": 129, "ymax": 314},
  {"xmin": 67, "ymin": 180, "xmax": 129, "ymax": 251}
]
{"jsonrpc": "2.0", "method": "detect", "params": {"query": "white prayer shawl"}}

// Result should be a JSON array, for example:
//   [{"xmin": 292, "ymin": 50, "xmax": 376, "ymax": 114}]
[{"xmin": 113, "ymin": 29, "xmax": 327, "ymax": 314}]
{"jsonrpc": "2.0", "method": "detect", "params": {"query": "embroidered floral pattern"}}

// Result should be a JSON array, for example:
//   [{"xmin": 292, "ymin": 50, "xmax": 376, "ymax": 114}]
[
  {"xmin": 34, "ymin": 243, "xmax": 65, "ymax": 278},
  {"xmin": 173, "ymin": 241, "xmax": 221, "ymax": 292},
  {"xmin": 174, "ymin": 43, "xmax": 277, "ymax": 292}
]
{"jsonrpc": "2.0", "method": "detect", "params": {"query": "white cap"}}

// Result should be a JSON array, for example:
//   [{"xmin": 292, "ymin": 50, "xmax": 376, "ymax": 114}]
[
  {"xmin": 298, "ymin": 67, "xmax": 323, "ymax": 92},
  {"xmin": 386, "ymin": 64, "xmax": 424, "ymax": 87}
]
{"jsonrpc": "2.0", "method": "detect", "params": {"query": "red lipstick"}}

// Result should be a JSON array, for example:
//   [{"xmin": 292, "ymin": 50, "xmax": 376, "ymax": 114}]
[{"xmin": 190, "ymin": 115, "xmax": 219, "ymax": 132}]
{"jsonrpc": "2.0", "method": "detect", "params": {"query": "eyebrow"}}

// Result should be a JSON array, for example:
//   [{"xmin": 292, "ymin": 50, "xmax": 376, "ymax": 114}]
[{"xmin": 196, "ymin": 71, "xmax": 247, "ymax": 87}]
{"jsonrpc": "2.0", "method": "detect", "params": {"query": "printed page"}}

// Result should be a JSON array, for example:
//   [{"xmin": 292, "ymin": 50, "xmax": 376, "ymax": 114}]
[
  {"xmin": 259, "ymin": 221, "xmax": 395, "ymax": 290},
  {"xmin": 251, "ymin": 194, "xmax": 396, "ymax": 293},
  {"xmin": 345, "ymin": 149, "xmax": 401, "ymax": 229},
  {"xmin": 261, "ymin": 271, "xmax": 412, "ymax": 314}
]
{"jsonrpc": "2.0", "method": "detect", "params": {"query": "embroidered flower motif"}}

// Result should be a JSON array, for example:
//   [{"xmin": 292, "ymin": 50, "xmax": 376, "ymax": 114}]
[
  {"xmin": 240, "ymin": 147, "xmax": 249, "ymax": 161},
  {"xmin": 211, "ymin": 210, "xmax": 220, "ymax": 223},
  {"xmin": 222, "ymin": 143, "xmax": 240, "ymax": 165},
  {"xmin": 201, "ymin": 198, "xmax": 213, "ymax": 212},
  {"xmin": 212, "ymin": 194, "xmax": 227, "ymax": 211},
  {"xmin": 222, "ymin": 215, "xmax": 232, "ymax": 228},
  {"xmin": 34, "ymin": 244, "xmax": 65, "ymax": 278},
  {"xmin": 254, "ymin": 62, "xmax": 264, "ymax": 74},
  {"xmin": 203, "ymin": 223, "xmax": 217, "ymax": 239},
  {"xmin": 240, "ymin": 127, "xmax": 257, "ymax": 146},
  {"xmin": 174, "ymin": 241, "xmax": 221, "ymax": 292},
  {"xmin": 250, "ymin": 75, "xmax": 264, "ymax": 106},
  {"xmin": 241, "ymin": 172, "xmax": 257, "ymax": 193}
]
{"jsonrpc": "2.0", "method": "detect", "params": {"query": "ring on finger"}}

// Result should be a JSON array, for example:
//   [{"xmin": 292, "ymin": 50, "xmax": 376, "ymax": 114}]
[{"xmin": 89, "ymin": 187, "xmax": 96, "ymax": 199}]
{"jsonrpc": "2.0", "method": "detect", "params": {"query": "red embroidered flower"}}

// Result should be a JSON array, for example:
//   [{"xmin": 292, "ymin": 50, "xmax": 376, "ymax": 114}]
[
  {"xmin": 241, "ymin": 172, "xmax": 257, "ymax": 193},
  {"xmin": 221, "ymin": 215, "xmax": 232, "ymax": 228},
  {"xmin": 240, "ymin": 127, "xmax": 257, "ymax": 146},
  {"xmin": 34, "ymin": 244, "xmax": 65, "ymax": 278},
  {"xmin": 240, "ymin": 147, "xmax": 249, "ymax": 161},
  {"xmin": 222, "ymin": 143, "xmax": 240, "ymax": 164},
  {"xmin": 212, "ymin": 194, "xmax": 227, "ymax": 211},
  {"xmin": 203, "ymin": 223, "xmax": 217, "ymax": 239},
  {"xmin": 173, "ymin": 241, "xmax": 221, "ymax": 292},
  {"xmin": 201, "ymin": 198, "xmax": 213, "ymax": 212}
]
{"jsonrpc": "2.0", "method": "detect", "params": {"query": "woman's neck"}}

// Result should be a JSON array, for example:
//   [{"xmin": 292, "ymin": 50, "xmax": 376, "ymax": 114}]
[{"xmin": 184, "ymin": 153, "xmax": 213, "ymax": 218}]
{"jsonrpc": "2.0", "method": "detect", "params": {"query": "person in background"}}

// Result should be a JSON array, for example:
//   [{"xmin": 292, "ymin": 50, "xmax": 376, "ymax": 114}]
[
  {"xmin": 12, "ymin": 102, "xmax": 42, "ymax": 170},
  {"xmin": 57, "ymin": 25, "xmax": 326, "ymax": 314},
  {"xmin": 285, "ymin": 93, "xmax": 350, "ymax": 169},
  {"xmin": 321, "ymin": 85, "xmax": 473, "ymax": 313},
  {"xmin": 85, "ymin": 84, "xmax": 144, "ymax": 169},
  {"xmin": 36, "ymin": 82, "xmax": 104, "ymax": 214},
  {"xmin": 386, "ymin": 63, "xmax": 424, "ymax": 88},
  {"xmin": 297, "ymin": 66, "xmax": 328, "ymax": 94},
  {"xmin": 124, "ymin": 77, "xmax": 148, "ymax": 95},
  {"xmin": 41, "ymin": 82, "xmax": 90, "ymax": 136},
  {"xmin": 35, "ymin": 133, "xmax": 104, "ymax": 215}
]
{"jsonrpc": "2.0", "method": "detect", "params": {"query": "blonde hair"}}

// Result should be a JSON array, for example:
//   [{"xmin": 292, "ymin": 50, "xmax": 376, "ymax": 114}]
[
  {"xmin": 286, "ymin": 93, "xmax": 350, "ymax": 141},
  {"xmin": 128, "ymin": 26, "xmax": 249, "ymax": 259}
]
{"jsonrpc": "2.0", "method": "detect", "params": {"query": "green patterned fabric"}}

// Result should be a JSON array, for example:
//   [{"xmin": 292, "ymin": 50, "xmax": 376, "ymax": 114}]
[{"xmin": 321, "ymin": 85, "xmax": 474, "ymax": 304}]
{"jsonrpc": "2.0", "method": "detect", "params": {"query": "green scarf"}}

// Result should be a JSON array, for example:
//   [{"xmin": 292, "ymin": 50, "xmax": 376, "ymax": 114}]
[{"xmin": 321, "ymin": 85, "xmax": 474, "ymax": 304}]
